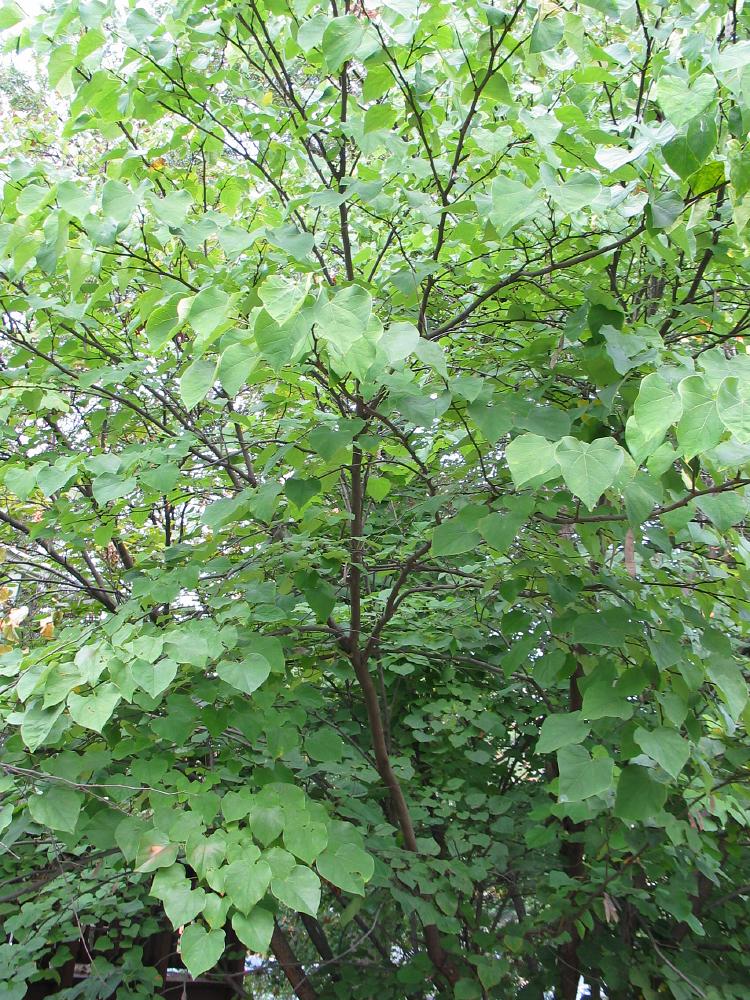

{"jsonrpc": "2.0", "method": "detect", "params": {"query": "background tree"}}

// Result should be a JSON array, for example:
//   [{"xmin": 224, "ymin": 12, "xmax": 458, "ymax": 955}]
[{"xmin": 1, "ymin": 0, "xmax": 750, "ymax": 998}]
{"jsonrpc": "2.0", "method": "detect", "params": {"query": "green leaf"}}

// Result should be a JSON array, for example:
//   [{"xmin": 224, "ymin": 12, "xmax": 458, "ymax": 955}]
[
  {"xmin": 431, "ymin": 517, "xmax": 482, "ymax": 557},
  {"xmin": 414, "ymin": 337, "xmax": 448, "ymax": 378},
  {"xmin": 141, "ymin": 463, "xmax": 180, "ymax": 494},
  {"xmin": 536, "ymin": 712, "xmax": 591, "ymax": 754},
  {"xmin": 248, "ymin": 802, "xmax": 285, "ymax": 846},
  {"xmin": 479, "ymin": 1, "xmax": 510, "ymax": 24},
  {"xmin": 221, "ymin": 791, "xmax": 254, "ymax": 824},
  {"xmin": 201, "ymin": 490, "xmax": 253, "ymax": 530},
  {"xmin": 317, "ymin": 285, "xmax": 372, "ymax": 352},
  {"xmin": 188, "ymin": 287, "xmax": 231, "ymax": 343},
  {"xmin": 633, "ymin": 373, "xmax": 683, "ymax": 443},
  {"xmin": 0, "ymin": 2, "xmax": 23, "ymax": 29},
  {"xmin": 582, "ymin": 680, "xmax": 633, "ymax": 721},
  {"xmin": 455, "ymin": 980, "xmax": 482, "ymax": 1000},
  {"xmin": 78, "ymin": 28, "xmax": 106, "ymax": 59},
  {"xmin": 367, "ymin": 477, "xmax": 391, "ymax": 502},
  {"xmin": 655, "ymin": 74, "xmax": 717, "ymax": 127},
  {"xmin": 48, "ymin": 43, "xmax": 77, "ymax": 88},
  {"xmin": 145, "ymin": 299, "xmax": 180, "ymax": 350},
  {"xmin": 506, "ymin": 433, "xmax": 559, "ymax": 488},
  {"xmin": 284, "ymin": 477, "xmax": 321, "ymax": 509},
  {"xmin": 92, "ymin": 473, "xmax": 137, "ymax": 505},
  {"xmin": 179, "ymin": 925, "xmax": 225, "ymax": 980},
  {"xmin": 125, "ymin": 7, "xmax": 159, "ymax": 42},
  {"xmin": 694, "ymin": 492, "xmax": 746, "ymax": 531},
  {"xmin": 219, "ymin": 225, "xmax": 256, "ymax": 257},
  {"xmin": 223, "ymin": 858, "xmax": 272, "ymax": 914},
  {"xmin": 623, "ymin": 478, "xmax": 661, "ymax": 525},
  {"xmin": 717, "ymin": 376, "xmax": 750, "ymax": 443},
  {"xmin": 297, "ymin": 13, "xmax": 329, "ymax": 52},
  {"xmin": 27, "ymin": 786, "xmax": 82, "ymax": 833},
  {"xmin": 557, "ymin": 746, "xmax": 614, "ymax": 802},
  {"xmin": 322, "ymin": 15, "xmax": 365, "ymax": 71},
  {"xmin": 36, "ymin": 461, "xmax": 75, "ymax": 496},
  {"xmin": 217, "ymin": 654, "xmax": 271, "ymax": 696},
  {"xmin": 663, "ymin": 116, "xmax": 717, "ymax": 178},
  {"xmin": 308, "ymin": 424, "xmax": 360, "ymax": 461},
  {"xmin": 579, "ymin": 608, "xmax": 624, "ymax": 653},
  {"xmin": 316, "ymin": 843, "xmax": 374, "ymax": 896},
  {"xmin": 218, "ymin": 341, "xmax": 257, "ymax": 397},
  {"xmin": 253, "ymin": 636, "xmax": 285, "ymax": 673},
  {"xmin": 258, "ymin": 275, "xmax": 307, "ymax": 325},
  {"xmin": 676, "ymin": 375, "xmax": 724, "ymax": 459},
  {"xmin": 101, "ymin": 179, "xmax": 138, "ymax": 224},
  {"xmin": 0, "ymin": 802, "xmax": 12, "ymax": 836},
  {"xmin": 634, "ymin": 726, "xmax": 690, "ymax": 778},
  {"xmin": 468, "ymin": 399, "xmax": 514, "ymax": 444},
  {"xmin": 57, "ymin": 180, "xmax": 93, "ymax": 218},
  {"xmin": 380, "ymin": 321, "xmax": 419, "ymax": 365},
  {"xmin": 648, "ymin": 190, "xmax": 684, "ymax": 230},
  {"xmin": 478, "ymin": 497, "xmax": 535, "ymax": 554},
  {"xmin": 17, "ymin": 183, "xmax": 51, "ymax": 214},
  {"xmin": 283, "ymin": 819, "xmax": 328, "ymax": 865},
  {"xmin": 232, "ymin": 907, "xmax": 274, "ymax": 953},
  {"xmin": 551, "ymin": 172, "xmax": 601, "ymax": 213},
  {"xmin": 305, "ymin": 730, "xmax": 345, "ymax": 762},
  {"xmin": 151, "ymin": 189, "xmax": 193, "ymax": 227},
  {"xmin": 530, "ymin": 15, "xmax": 563, "ymax": 52},
  {"xmin": 20, "ymin": 702, "xmax": 65, "ymax": 752},
  {"xmin": 254, "ymin": 309, "xmax": 311, "ymax": 371},
  {"xmin": 555, "ymin": 437, "xmax": 625, "ymax": 510},
  {"xmin": 201, "ymin": 893, "xmax": 230, "ymax": 931},
  {"xmin": 179, "ymin": 358, "xmax": 217, "ymax": 409},
  {"xmin": 271, "ymin": 864, "xmax": 321, "ymax": 916},
  {"xmin": 268, "ymin": 224, "xmax": 313, "ymax": 260},
  {"xmin": 67, "ymin": 683, "xmax": 121, "ymax": 733},
  {"xmin": 266, "ymin": 847, "xmax": 297, "ymax": 882},
  {"xmin": 707, "ymin": 659, "xmax": 747, "ymax": 720},
  {"xmin": 4, "ymin": 466, "xmax": 37, "ymax": 499},
  {"xmin": 131, "ymin": 658, "xmax": 178, "ymax": 698},
  {"xmin": 186, "ymin": 831, "xmax": 227, "ymax": 879},
  {"xmin": 161, "ymin": 884, "xmax": 207, "ymax": 929},
  {"xmin": 135, "ymin": 832, "xmax": 180, "ymax": 873},
  {"xmin": 293, "ymin": 569, "xmax": 334, "ymax": 622},
  {"xmin": 690, "ymin": 160, "xmax": 726, "ymax": 196},
  {"xmin": 490, "ymin": 176, "xmax": 542, "ymax": 235},
  {"xmin": 614, "ymin": 765, "xmax": 667, "ymax": 821}
]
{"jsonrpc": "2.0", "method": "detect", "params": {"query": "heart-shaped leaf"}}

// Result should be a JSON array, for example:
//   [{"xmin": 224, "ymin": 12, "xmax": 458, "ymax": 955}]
[
  {"xmin": 506, "ymin": 433, "xmax": 559, "ymax": 488},
  {"xmin": 217, "ymin": 653, "xmax": 271, "ymax": 695},
  {"xmin": 67, "ymin": 683, "xmax": 121, "ymax": 733},
  {"xmin": 271, "ymin": 864, "xmax": 320, "ymax": 917},
  {"xmin": 179, "ymin": 924, "xmax": 225, "ymax": 979},
  {"xmin": 232, "ymin": 907, "xmax": 274, "ymax": 953},
  {"xmin": 555, "ymin": 437, "xmax": 625, "ymax": 511},
  {"xmin": 223, "ymin": 858, "xmax": 272, "ymax": 914}
]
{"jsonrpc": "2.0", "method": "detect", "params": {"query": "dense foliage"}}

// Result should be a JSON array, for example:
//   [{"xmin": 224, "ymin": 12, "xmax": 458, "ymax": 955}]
[{"xmin": 1, "ymin": 0, "xmax": 750, "ymax": 997}]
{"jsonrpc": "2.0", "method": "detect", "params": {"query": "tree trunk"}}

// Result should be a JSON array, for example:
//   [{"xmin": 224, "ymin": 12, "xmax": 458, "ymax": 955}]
[
  {"xmin": 557, "ymin": 662, "xmax": 585, "ymax": 999},
  {"xmin": 270, "ymin": 921, "xmax": 319, "ymax": 1000}
]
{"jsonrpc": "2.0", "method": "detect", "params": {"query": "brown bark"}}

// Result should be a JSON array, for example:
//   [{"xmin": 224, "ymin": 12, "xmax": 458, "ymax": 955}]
[
  {"xmin": 557, "ymin": 663, "xmax": 585, "ymax": 1000},
  {"xmin": 344, "ymin": 428, "xmax": 460, "ymax": 987},
  {"xmin": 557, "ymin": 935, "xmax": 582, "ymax": 1000},
  {"xmin": 270, "ymin": 921, "xmax": 319, "ymax": 1000},
  {"xmin": 299, "ymin": 913, "xmax": 340, "ymax": 982}
]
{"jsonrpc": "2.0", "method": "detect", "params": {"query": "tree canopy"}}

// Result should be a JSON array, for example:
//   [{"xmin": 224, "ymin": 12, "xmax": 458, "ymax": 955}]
[{"xmin": 1, "ymin": 0, "xmax": 750, "ymax": 997}]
